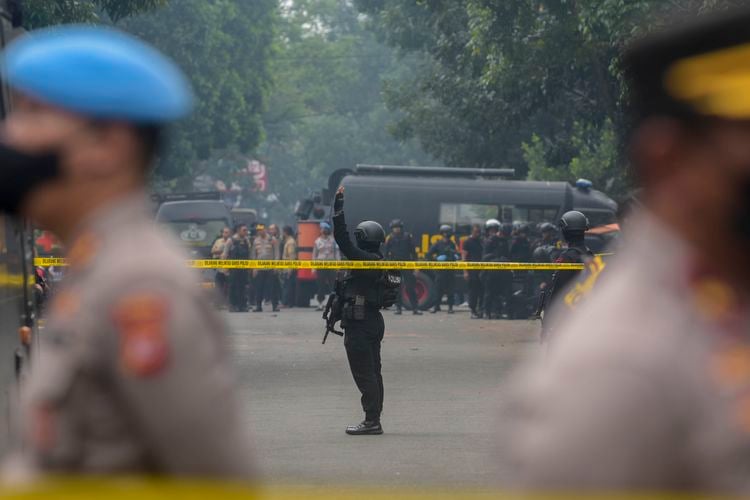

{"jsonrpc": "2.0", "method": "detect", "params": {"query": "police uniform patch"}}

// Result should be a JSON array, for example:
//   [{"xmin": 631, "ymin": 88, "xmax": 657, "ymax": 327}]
[
  {"xmin": 692, "ymin": 278, "xmax": 736, "ymax": 321},
  {"xmin": 712, "ymin": 346, "xmax": 750, "ymax": 389},
  {"xmin": 112, "ymin": 294, "xmax": 170, "ymax": 377}
]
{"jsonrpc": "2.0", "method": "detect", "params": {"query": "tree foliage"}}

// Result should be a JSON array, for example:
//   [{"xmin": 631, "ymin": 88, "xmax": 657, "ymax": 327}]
[
  {"xmin": 257, "ymin": 0, "xmax": 435, "ymax": 214},
  {"xmin": 18, "ymin": 1, "xmax": 276, "ymax": 185},
  {"xmin": 21, "ymin": 0, "xmax": 167, "ymax": 28},
  {"xmin": 355, "ymin": 0, "xmax": 743, "ymax": 198},
  {"xmin": 120, "ymin": 0, "xmax": 276, "ymax": 182}
]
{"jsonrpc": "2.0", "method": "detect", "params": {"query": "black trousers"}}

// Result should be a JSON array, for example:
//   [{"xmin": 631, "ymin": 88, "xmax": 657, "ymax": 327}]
[
  {"xmin": 467, "ymin": 270, "xmax": 483, "ymax": 313},
  {"xmin": 214, "ymin": 271, "xmax": 228, "ymax": 306},
  {"xmin": 482, "ymin": 271, "xmax": 511, "ymax": 317},
  {"xmin": 228, "ymin": 270, "xmax": 248, "ymax": 311},
  {"xmin": 344, "ymin": 310, "xmax": 385, "ymax": 422},
  {"xmin": 255, "ymin": 270, "xmax": 278, "ymax": 308},
  {"xmin": 435, "ymin": 271, "xmax": 455, "ymax": 307},
  {"xmin": 283, "ymin": 270, "xmax": 297, "ymax": 306},
  {"xmin": 397, "ymin": 271, "xmax": 419, "ymax": 310},
  {"xmin": 316, "ymin": 269, "xmax": 336, "ymax": 303}
]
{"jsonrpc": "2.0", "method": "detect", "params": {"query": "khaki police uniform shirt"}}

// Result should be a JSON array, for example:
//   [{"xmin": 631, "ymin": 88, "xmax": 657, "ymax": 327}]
[
  {"xmin": 500, "ymin": 213, "xmax": 750, "ymax": 492},
  {"xmin": 211, "ymin": 237, "xmax": 230, "ymax": 275},
  {"xmin": 250, "ymin": 234, "xmax": 279, "ymax": 261},
  {"xmin": 282, "ymin": 236, "xmax": 297, "ymax": 261},
  {"xmin": 18, "ymin": 194, "xmax": 253, "ymax": 478}
]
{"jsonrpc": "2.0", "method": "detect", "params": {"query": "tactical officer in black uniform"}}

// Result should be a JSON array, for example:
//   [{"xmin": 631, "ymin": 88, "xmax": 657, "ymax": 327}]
[
  {"xmin": 533, "ymin": 222, "xmax": 559, "ymax": 251},
  {"xmin": 508, "ymin": 223, "xmax": 534, "ymax": 318},
  {"xmin": 384, "ymin": 219, "xmax": 423, "ymax": 315},
  {"xmin": 226, "ymin": 223, "xmax": 251, "ymax": 312},
  {"xmin": 482, "ymin": 219, "xmax": 509, "ymax": 319},
  {"xmin": 427, "ymin": 224, "xmax": 459, "ymax": 314},
  {"xmin": 332, "ymin": 187, "xmax": 387, "ymax": 435},
  {"xmin": 541, "ymin": 210, "xmax": 593, "ymax": 341},
  {"xmin": 510, "ymin": 223, "xmax": 532, "ymax": 262},
  {"xmin": 462, "ymin": 223, "xmax": 484, "ymax": 319}
]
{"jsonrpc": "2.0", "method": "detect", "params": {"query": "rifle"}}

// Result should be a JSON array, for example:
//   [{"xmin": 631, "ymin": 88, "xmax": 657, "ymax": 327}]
[
  {"xmin": 532, "ymin": 288, "xmax": 547, "ymax": 320},
  {"xmin": 322, "ymin": 293, "xmax": 344, "ymax": 344}
]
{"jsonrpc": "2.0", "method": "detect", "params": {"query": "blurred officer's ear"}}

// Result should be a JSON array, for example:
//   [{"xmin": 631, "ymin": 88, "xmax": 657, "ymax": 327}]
[
  {"xmin": 134, "ymin": 125, "xmax": 162, "ymax": 167},
  {"xmin": 630, "ymin": 116, "xmax": 696, "ymax": 189}
]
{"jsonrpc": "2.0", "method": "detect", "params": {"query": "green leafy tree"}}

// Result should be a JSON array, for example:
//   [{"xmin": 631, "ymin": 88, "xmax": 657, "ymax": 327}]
[
  {"xmin": 20, "ymin": 1, "xmax": 276, "ymax": 184},
  {"xmin": 21, "ymin": 0, "xmax": 167, "ymax": 28},
  {"xmin": 120, "ymin": 0, "xmax": 276, "ymax": 181},
  {"xmin": 258, "ymin": 0, "xmax": 435, "ymax": 215},
  {"xmin": 355, "ymin": 0, "xmax": 743, "ymax": 198}
]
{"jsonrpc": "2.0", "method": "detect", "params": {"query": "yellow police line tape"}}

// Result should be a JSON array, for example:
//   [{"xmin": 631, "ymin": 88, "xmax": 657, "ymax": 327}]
[
  {"xmin": 0, "ymin": 478, "xmax": 711, "ymax": 500},
  {"xmin": 34, "ymin": 257, "xmax": 586, "ymax": 271}
]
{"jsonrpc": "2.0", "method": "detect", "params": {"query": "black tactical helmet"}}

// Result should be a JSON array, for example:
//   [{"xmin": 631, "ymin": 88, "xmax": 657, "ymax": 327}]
[
  {"xmin": 559, "ymin": 210, "xmax": 589, "ymax": 236},
  {"xmin": 354, "ymin": 220, "xmax": 386, "ymax": 248},
  {"xmin": 539, "ymin": 222, "xmax": 556, "ymax": 233},
  {"xmin": 532, "ymin": 246, "xmax": 551, "ymax": 263},
  {"xmin": 390, "ymin": 218, "xmax": 404, "ymax": 229},
  {"xmin": 439, "ymin": 224, "xmax": 453, "ymax": 235}
]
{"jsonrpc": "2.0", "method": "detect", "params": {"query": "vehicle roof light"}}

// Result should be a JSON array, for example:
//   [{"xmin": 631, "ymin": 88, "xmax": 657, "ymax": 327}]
[{"xmin": 576, "ymin": 178, "xmax": 593, "ymax": 190}]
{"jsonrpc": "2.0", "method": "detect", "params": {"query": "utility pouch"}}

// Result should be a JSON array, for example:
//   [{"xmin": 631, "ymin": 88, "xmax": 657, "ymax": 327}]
[{"xmin": 353, "ymin": 295, "xmax": 366, "ymax": 320}]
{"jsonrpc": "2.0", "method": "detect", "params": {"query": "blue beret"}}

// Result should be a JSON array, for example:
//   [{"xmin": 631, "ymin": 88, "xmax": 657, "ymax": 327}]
[{"xmin": 2, "ymin": 26, "xmax": 193, "ymax": 123}]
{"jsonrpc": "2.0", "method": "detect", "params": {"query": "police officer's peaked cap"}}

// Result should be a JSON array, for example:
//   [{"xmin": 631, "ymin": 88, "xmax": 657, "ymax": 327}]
[
  {"xmin": 2, "ymin": 26, "xmax": 193, "ymax": 123},
  {"xmin": 624, "ymin": 6, "xmax": 750, "ymax": 122}
]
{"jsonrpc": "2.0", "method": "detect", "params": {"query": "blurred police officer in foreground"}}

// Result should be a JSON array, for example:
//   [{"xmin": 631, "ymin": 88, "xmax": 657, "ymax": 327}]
[
  {"xmin": 332, "ymin": 187, "xmax": 387, "ymax": 435},
  {"xmin": 0, "ymin": 27, "xmax": 253, "ymax": 478},
  {"xmin": 502, "ymin": 7, "xmax": 750, "ymax": 492},
  {"xmin": 427, "ymin": 225, "xmax": 459, "ymax": 314},
  {"xmin": 384, "ymin": 219, "xmax": 422, "ymax": 315}
]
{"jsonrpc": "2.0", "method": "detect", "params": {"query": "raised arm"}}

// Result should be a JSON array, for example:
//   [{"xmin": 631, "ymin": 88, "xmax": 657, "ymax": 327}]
[{"xmin": 331, "ymin": 187, "xmax": 379, "ymax": 262}]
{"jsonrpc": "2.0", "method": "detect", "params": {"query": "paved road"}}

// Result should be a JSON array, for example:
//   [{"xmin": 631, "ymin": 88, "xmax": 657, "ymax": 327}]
[{"xmin": 226, "ymin": 307, "xmax": 540, "ymax": 488}]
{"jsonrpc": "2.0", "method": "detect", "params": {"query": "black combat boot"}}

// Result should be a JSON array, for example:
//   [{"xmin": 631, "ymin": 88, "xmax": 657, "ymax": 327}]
[
  {"xmin": 346, "ymin": 420, "xmax": 383, "ymax": 435},
  {"xmin": 447, "ymin": 306, "xmax": 454, "ymax": 314},
  {"xmin": 412, "ymin": 309, "xmax": 423, "ymax": 315},
  {"xmin": 394, "ymin": 306, "xmax": 402, "ymax": 315}
]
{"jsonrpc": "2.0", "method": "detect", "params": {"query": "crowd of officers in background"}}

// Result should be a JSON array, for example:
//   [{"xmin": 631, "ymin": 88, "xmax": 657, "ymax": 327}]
[
  {"xmin": 211, "ymin": 222, "xmax": 298, "ymax": 312},
  {"xmin": 209, "ymin": 216, "xmax": 570, "ymax": 317}
]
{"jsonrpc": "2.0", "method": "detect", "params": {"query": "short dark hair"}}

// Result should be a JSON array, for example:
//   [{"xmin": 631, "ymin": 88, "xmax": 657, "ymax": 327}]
[
  {"xmin": 282, "ymin": 225, "xmax": 294, "ymax": 236},
  {"xmin": 134, "ymin": 124, "xmax": 162, "ymax": 165},
  {"xmin": 234, "ymin": 223, "xmax": 247, "ymax": 233}
]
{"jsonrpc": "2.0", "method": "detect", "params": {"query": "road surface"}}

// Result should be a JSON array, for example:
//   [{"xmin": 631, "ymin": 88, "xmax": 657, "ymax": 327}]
[{"xmin": 226, "ymin": 307, "xmax": 539, "ymax": 488}]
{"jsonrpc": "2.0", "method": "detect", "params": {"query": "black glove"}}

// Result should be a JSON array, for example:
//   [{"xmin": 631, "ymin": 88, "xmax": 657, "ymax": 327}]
[{"xmin": 333, "ymin": 190, "xmax": 344, "ymax": 213}]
